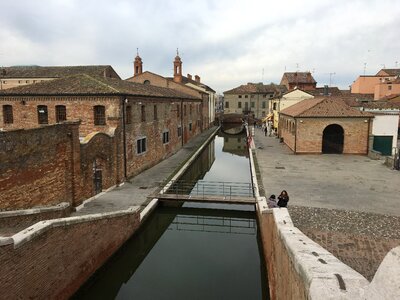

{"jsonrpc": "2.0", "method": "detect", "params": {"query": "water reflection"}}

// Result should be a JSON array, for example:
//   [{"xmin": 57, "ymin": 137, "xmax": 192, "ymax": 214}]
[{"xmin": 73, "ymin": 206, "xmax": 268, "ymax": 300}]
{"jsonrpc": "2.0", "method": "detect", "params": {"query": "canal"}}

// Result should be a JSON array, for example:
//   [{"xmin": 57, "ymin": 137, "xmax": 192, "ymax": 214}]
[{"xmin": 74, "ymin": 127, "xmax": 269, "ymax": 299}]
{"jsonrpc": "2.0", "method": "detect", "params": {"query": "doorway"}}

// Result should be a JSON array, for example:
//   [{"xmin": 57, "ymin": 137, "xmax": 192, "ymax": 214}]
[{"xmin": 322, "ymin": 124, "xmax": 344, "ymax": 154}]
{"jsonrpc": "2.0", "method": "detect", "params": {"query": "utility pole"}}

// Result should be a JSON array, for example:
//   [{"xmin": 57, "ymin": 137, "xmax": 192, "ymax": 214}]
[{"xmin": 329, "ymin": 72, "xmax": 336, "ymax": 86}]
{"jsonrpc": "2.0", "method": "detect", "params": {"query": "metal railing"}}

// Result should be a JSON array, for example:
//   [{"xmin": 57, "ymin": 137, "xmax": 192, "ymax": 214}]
[{"xmin": 163, "ymin": 180, "xmax": 254, "ymax": 199}]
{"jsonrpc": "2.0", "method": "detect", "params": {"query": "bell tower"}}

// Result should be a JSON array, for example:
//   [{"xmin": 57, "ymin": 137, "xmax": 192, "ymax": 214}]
[
  {"xmin": 173, "ymin": 48, "xmax": 182, "ymax": 83},
  {"xmin": 133, "ymin": 48, "xmax": 143, "ymax": 76}
]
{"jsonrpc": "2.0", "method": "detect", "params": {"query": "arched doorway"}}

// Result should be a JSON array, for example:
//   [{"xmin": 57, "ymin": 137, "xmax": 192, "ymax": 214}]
[{"xmin": 322, "ymin": 124, "xmax": 344, "ymax": 154}]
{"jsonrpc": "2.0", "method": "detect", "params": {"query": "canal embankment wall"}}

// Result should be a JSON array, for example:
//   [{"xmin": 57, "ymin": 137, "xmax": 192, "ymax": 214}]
[
  {"xmin": 247, "ymin": 126, "xmax": 400, "ymax": 299},
  {"xmin": 0, "ymin": 207, "xmax": 140, "ymax": 299}
]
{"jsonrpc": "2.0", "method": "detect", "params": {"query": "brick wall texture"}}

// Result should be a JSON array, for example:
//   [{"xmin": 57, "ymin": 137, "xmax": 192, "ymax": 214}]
[
  {"xmin": 0, "ymin": 212, "xmax": 140, "ymax": 299},
  {"xmin": 280, "ymin": 117, "xmax": 370, "ymax": 154}
]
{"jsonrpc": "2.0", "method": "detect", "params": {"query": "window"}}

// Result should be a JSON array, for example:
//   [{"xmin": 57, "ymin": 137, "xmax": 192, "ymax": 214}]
[
  {"xmin": 238, "ymin": 101, "xmax": 242, "ymax": 108},
  {"xmin": 184, "ymin": 105, "xmax": 187, "ymax": 116},
  {"xmin": 269, "ymin": 94, "xmax": 273, "ymax": 98},
  {"xmin": 55, "ymin": 105, "xmax": 66, "ymax": 122},
  {"xmin": 189, "ymin": 122, "xmax": 192, "ymax": 131},
  {"xmin": 144, "ymin": 80, "xmax": 150, "ymax": 85},
  {"xmin": 94, "ymin": 105, "xmax": 106, "ymax": 125},
  {"xmin": 238, "ymin": 95, "xmax": 242, "ymax": 98},
  {"xmin": 250, "ymin": 95, "xmax": 254, "ymax": 98},
  {"xmin": 26, "ymin": 80, "xmax": 29, "ymax": 83},
  {"xmin": 388, "ymin": 85, "xmax": 392, "ymax": 91},
  {"xmin": 251, "ymin": 102, "xmax": 255, "ymax": 108},
  {"xmin": 262, "ymin": 111, "xmax": 265, "ymax": 117},
  {"xmin": 273, "ymin": 103, "xmax": 277, "ymax": 110},
  {"xmin": 125, "ymin": 105, "xmax": 132, "ymax": 124},
  {"xmin": 262, "ymin": 101, "xmax": 266, "ymax": 109},
  {"xmin": 245, "ymin": 95, "xmax": 248, "ymax": 98},
  {"xmin": 263, "ymin": 94, "xmax": 267, "ymax": 98},
  {"xmin": 177, "ymin": 104, "xmax": 180, "ymax": 118},
  {"xmin": 178, "ymin": 126, "xmax": 182, "ymax": 137},
  {"xmin": 137, "ymin": 137, "xmax": 147, "ymax": 154},
  {"xmin": 3, "ymin": 105, "xmax": 13, "ymax": 124},
  {"xmin": 37, "ymin": 105, "xmax": 48, "ymax": 124},
  {"xmin": 154, "ymin": 105, "xmax": 157, "ymax": 120},
  {"xmin": 190, "ymin": 104, "xmax": 192, "ymax": 116},
  {"xmin": 225, "ymin": 101, "xmax": 229, "ymax": 108},
  {"xmin": 162, "ymin": 131, "xmax": 170, "ymax": 144},
  {"xmin": 141, "ymin": 105, "xmax": 146, "ymax": 122}
]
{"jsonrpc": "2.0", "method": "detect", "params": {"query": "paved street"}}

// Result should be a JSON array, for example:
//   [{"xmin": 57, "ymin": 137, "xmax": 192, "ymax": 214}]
[
  {"xmin": 253, "ymin": 127, "xmax": 400, "ymax": 280},
  {"xmin": 253, "ymin": 128, "xmax": 400, "ymax": 216}
]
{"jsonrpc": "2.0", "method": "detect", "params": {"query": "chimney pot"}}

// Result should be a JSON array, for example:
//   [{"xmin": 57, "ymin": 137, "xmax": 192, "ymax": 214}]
[
  {"xmin": 195, "ymin": 75, "xmax": 200, "ymax": 83},
  {"xmin": 187, "ymin": 74, "xmax": 192, "ymax": 80}
]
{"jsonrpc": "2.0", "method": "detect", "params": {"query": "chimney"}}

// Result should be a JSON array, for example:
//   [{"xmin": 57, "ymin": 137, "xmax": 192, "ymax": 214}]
[
  {"xmin": 323, "ymin": 85, "xmax": 329, "ymax": 96},
  {"xmin": 187, "ymin": 74, "xmax": 192, "ymax": 80},
  {"xmin": 195, "ymin": 75, "xmax": 200, "ymax": 83}
]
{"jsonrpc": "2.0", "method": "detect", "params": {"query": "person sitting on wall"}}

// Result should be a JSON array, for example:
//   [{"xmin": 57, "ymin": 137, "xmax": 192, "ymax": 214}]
[
  {"xmin": 267, "ymin": 194, "xmax": 278, "ymax": 208},
  {"xmin": 277, "ymin": 190, "xmax": 289, "ymax": 207}
]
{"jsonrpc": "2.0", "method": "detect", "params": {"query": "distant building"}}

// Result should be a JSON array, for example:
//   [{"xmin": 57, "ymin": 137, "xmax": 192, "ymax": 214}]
[
  {"xmin": 223, "ymin": 82, "xmax": 286, "ymax": 119},
  {"xmin": 280, "ymin": 72, "xmax": 317, "ymax": 91},
  {"xmin": 0, "ymin": 65, "xmax": 121, "ymax": 90},
  {"xmin": 350, "ymin": 68, "xmax": 400, "ymax": 100},
  {"xmin": 279, "ymin": 97, "xmax": 373, "ymax": 154},
  {"xmin": 126, "ymin": 52, "xmax": 216, "ymax": 128}
]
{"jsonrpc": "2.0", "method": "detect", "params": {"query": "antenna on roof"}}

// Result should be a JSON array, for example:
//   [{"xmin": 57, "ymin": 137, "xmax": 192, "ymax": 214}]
[
  {"xmin": 262, "ymin": 68, "xmax": 264, "ymax": 82},
  {"xmin": 396, "ymin": 61, "xmax": 398, "ymax": 68},
  {"xmin": 328, "ymin": 72, "xmax": 336, "ymax": 86},
  {"xmin": 312, "ymin": 68, "xmax": 315, "ymax": 74},
  {"xmin": 363, "ymin": 63, "xmax": 367, "ymax": 75},
  {"xmin": 296, "ymin": 63, "xmax": 299, "ymax": 71}
]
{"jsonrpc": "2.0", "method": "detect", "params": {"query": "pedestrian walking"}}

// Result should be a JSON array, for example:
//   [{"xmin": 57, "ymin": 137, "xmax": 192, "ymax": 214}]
[
  {"xmin": 267, "ymin": 194, "xmax": 278, "ymax": 208},
  {"xmin": 277, "ymin": 190, "xmax": 289, "ymax": 207},
  {"xmin": 267, "ymin": 120, "xmax": 272, "ymax": 137},
  {"xmin": 264, "ymin": 126, "xmax": 268, "ymax": 136}
]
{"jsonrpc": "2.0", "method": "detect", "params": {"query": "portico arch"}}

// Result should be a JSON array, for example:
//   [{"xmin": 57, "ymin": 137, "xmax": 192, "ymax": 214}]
[{"xmin": 322, "ymin": 124, "xmax": 344, "ymax": 154}]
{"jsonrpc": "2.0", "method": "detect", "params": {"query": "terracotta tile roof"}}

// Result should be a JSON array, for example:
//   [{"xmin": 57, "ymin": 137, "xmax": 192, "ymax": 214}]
[
  {"xmin": 280, "ymin": 97, "xmax": 374, "ymax": 118},
  {"xmin": 281, "ymin": 72, "xmax": 317, "ymax": 84},
  {"xmin": 378, "ymin": 69, "xmax": 400, "ymax": 76},
  {"xmin": 377, "ymin": 94, "xmax": 400, "ymax": 102},
  {"xmin": 0, "ymin": 65, "xmax": 121, "ymax": 79},
  {"xmin": 0, "ymin": 74, "xmax": 200, "ymax": 99},
  {"xmin": 361, "ymin": 101, "xmax": 400, "ymax": 110},
  {"xmin": 223, "ymin": 83, "xmax": 286, "ymax": 95},
  {"xmin": 165, "ymin": 76, "xmax": 216, "ymax": 93},
  {"xmin": 307, "ymin": 87, "xmax": 343, "ymax": 96}
]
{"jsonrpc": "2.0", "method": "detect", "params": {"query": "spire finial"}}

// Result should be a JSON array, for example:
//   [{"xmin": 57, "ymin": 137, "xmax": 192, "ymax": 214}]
[
  {"xmin": 136, "ymin": 48, "xmax": 139, "ymax": 56},
  {"xmin": 176, "ymin": 48, "xmax": 179, "ymax": 56}
]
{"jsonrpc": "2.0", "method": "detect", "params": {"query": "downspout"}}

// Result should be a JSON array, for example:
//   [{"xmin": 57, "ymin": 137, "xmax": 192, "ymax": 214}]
[
  {"xmin": 121, "ymin": 96, "xmax": 127, "ymax": 180},
  {"xmin": 181, "ymin": 99, "xmax": 184, "ymax": 147},
  {"xmin": 366, "ymin": 117, "xmax": 371, "ymax": 154},
  {"xmin": 294, "ymin": 118, "xmax": 297, "ymax": 154}
]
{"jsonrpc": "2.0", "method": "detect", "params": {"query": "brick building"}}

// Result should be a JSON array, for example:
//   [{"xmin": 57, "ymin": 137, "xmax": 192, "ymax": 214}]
[
  {"xmin": 126, "ymin": 52, "xmax": 215, "ymax": 128},
  {"xmin": 279, "ymin": 97, "xmax": 374, "ymax": 154},
  {"xmin": 280, "ymin": 72, "xmax": 317, "ymax": 91},
  {"xmin": 0, "ymin": 65, "xmax": 120, "ymax": 90},
  {"xmin": 0, "ymin": 74, "xmax": 203, "ymax": 209}
]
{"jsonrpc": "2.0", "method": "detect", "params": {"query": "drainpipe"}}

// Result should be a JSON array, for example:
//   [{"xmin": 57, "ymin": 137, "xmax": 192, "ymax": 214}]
[
  {"xmin": 366, "ymin": 117, "xmax": 371, "ymax": 154},
  {"xmin": 181, "ymin": 99, "xmax": 184, "ymax": 146},
  {"xmin": 121, "ymin": 96, "xmax": 127, "ymax": 180},
  {"xmin": 294, "ymin": 118, "xmax": 297, "ymax": 154}
]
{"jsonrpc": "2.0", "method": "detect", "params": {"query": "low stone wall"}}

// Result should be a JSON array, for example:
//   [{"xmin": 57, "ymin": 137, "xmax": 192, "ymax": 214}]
[
  {"xmin": 0, "ymin": 202, "xmax": 71, "ymax": 236},
  {"xmin": 257, "ymin": 204, "xmax": 400, "ymax": 299},
  {"xmin": 0, "ymin": 206, "xmax": 140, "ymax": 299}
]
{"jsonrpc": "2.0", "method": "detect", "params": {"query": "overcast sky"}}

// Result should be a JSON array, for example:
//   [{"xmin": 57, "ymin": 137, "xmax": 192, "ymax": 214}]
[{"xmin": 1, "ymin": 0, "xmax": 399, "ymax": 93}]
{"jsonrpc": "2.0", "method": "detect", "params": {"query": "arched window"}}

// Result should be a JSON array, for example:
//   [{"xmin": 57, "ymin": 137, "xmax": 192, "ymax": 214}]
[
  {"xmin": 144, "ymin": 80, "xmax": 150, "ymax": 85},
  {"xmin": 2, "ymin": 105, "xmax": 13, "ymax": 124},
  {"xmin": 94, "ymin": 105, "xmax": 106, "ymax": 125},
  {"xmin": 55, "ymin": 105, "xmax": 66, "ymax": 122},
  {"xmin": 37, "ymin": 105, "xmax": 48, "ymax": 124}
]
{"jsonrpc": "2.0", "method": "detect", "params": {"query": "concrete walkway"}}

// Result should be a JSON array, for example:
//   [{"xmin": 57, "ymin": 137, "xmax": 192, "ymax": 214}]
[
  {"xmin": 73, "ymin": 127, "xmax": 218, "ymax": 216},
  {"xmin": 253, "ymin": 128, "xmax": 400, "ymax": 216}
]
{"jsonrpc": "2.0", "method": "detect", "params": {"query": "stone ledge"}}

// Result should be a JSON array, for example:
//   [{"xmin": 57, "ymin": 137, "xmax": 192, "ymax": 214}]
[
  {"xmin": 0, "ymin": 202, "xmax": 70, "ymax": 218},
  {"xmin": 8, "ymin": 206, "xmax": 139, "ymax": 249}
]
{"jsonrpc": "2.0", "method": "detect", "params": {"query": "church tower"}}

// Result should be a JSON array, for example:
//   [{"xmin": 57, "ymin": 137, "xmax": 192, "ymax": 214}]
[
  {"xmin": 173, "ymin": 49, "xmax": 182, "ymax": 83},
  {"xmin": 133, "ymin": 49, "xmax": 143, "ymax": 76}
]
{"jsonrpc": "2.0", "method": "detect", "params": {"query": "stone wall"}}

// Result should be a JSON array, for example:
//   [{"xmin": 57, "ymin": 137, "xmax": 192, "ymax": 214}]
[
  {"xmin": 0, "ymin": 122, "xmax": 81, "ymax": 210},
  {"xmin": 0, "ymin": 207, "xmax": 140, "ymax": 300}
]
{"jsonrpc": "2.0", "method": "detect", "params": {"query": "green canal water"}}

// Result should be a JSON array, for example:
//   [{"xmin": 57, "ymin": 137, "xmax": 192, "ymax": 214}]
[{"xmin": 73, "ymin": 127, "xmax": 269, "ymax": 299}]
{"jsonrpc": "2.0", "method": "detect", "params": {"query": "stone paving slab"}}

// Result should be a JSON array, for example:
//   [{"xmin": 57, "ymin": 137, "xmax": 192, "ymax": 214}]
[
  {"xmin": 253, "ymin": 129, "xmax": 400, "ymax": 216},
  {"xmin": 73, "ymin": 127, "xmax": 218, "ymax": 216},
  {"xmin": 253, "ymin": 128, "xmax": 400, "ymax": 281}
]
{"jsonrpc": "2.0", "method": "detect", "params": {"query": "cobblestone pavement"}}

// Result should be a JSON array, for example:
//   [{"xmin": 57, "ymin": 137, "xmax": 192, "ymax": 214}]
[{"xmin": 253, "ymin": 128, "xmax": 400, "ymax": 281}]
